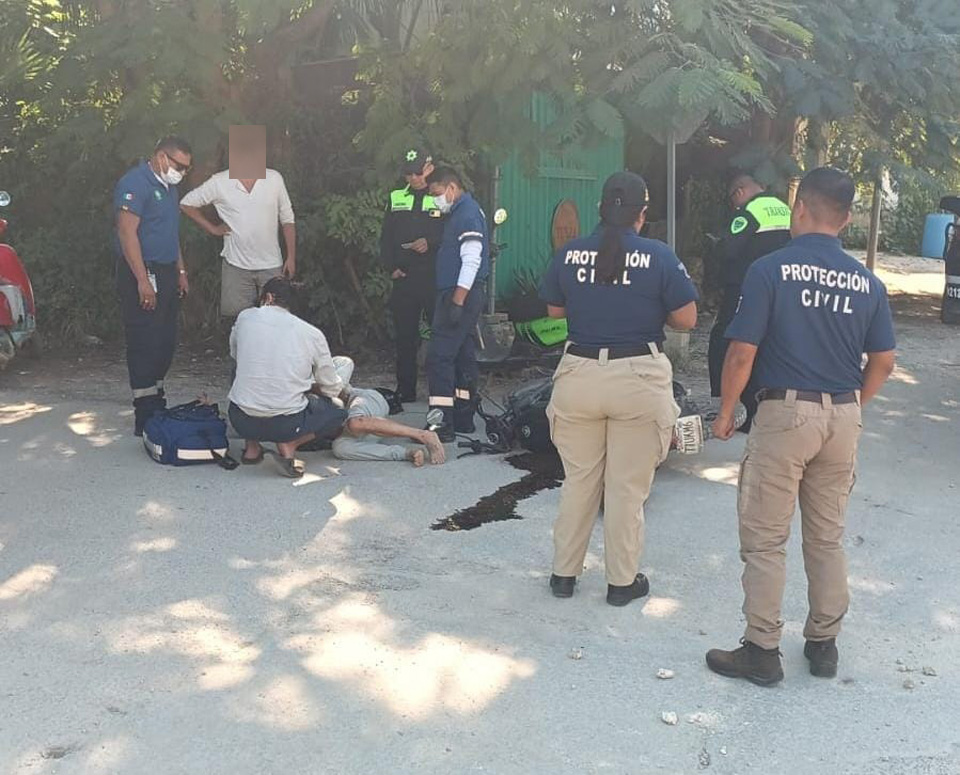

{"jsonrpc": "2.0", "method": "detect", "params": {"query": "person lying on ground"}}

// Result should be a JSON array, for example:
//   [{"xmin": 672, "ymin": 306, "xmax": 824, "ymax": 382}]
[
  {"xmin": 227, "ymin": 276, "xmax": 347, "ymax": 478},
  {"xmin": 329, "ymin": 357, "xmax": 446, "ymax": 467}
]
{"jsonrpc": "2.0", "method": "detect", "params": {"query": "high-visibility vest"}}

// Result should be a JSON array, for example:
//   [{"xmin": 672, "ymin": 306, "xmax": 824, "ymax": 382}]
[
  {"xmin": 389, "ymin": 186, "xmax": 438, "ymax": 213},
  {"xmin": 730, "ymin": 195, "xmax": 791, "ymax": 235}
]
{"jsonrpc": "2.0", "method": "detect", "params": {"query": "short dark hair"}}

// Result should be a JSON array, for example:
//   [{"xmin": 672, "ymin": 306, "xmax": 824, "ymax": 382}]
[
  {"xmin": 797, "ymin": 167, "xmax": 855, "ymax": 224},
  {"xmin": 155, "ymin": 135, "xmax": 193, "ymax": 158},
  {"xmin": 259, "ymin": 276, "xmax": 295, "ymax": 309},
  {"xmin": 426, "ymin": 166, "xmax": 463, "ymax": 188},
  {"xmin": 727, "ymin": 172, "xmax": 760, "ymax": 196}
]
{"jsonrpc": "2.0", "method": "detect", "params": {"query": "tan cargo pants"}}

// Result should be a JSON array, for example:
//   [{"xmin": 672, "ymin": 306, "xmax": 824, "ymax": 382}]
[
  {"xmin": 547, "ymin": 350, "xmax": 678, "ymax": 586},
  {"xmin": 738, "ymin": 392, "xmax": 862, "ymax": 649}
]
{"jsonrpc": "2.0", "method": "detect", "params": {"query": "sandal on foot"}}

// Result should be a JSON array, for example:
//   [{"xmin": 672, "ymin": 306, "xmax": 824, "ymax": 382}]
[
  {"xmin": 272, "ymin": 454, "xmax": 304, "ymax": 479},
  {"xmin": 241, "ymin": 449, "xmax": 265, "ymax": 465}
]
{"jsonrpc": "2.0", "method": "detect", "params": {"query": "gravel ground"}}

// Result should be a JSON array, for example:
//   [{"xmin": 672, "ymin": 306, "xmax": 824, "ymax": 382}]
[{"xmin": 1, "ymin": 253, "xmax": 958, "ymax": 775}]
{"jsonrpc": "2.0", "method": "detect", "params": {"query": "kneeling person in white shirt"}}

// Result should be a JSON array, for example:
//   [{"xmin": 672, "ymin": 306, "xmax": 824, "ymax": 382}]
[
  {"xmin": 181, "ymin": 167, "xmax": 296, "ymax": 317},
  {"xmin": 228, "ymin": 277, "xmax": 346, "ymax": 477}
]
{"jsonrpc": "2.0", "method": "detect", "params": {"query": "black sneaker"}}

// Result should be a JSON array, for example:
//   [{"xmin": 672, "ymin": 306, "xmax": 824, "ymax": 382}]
[
  {"xmin": 454, "ymin": 415, "xmax": 477, "ymax": 434},
  {"xmin": 804, "ymin": 638, "xmax": 839, "ymax": 678},
  {"xmin": 549, "ymin": 574, "xmax": 576, "ymax": 598},
  {"xmin": 706, "ymin": 639, "xmax": 784, "ymax": 686},
  {"xmin": 434, "ymin": 423, "xmax": 456, "ymax": 444},
  {"xmin": 606, "ymin": 573, "xmax": 650, "ymax": 607}
]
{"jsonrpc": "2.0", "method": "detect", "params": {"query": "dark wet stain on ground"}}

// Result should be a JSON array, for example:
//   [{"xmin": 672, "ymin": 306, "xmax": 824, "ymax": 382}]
[{"xmin": 432, "ymin": 452, "xmax": 564, "ymax": 532}]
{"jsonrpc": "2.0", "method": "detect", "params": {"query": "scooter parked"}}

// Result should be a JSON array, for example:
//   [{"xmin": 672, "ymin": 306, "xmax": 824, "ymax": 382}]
[{"xmin": 0, "ymin": 191, "xmax": 37, "ymax": 369}]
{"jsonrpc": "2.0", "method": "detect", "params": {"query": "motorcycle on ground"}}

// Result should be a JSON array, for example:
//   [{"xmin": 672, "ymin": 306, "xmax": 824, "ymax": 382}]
[{"xmin": 0, "ymin": 191, "xmax": 37, "ymax": 369}]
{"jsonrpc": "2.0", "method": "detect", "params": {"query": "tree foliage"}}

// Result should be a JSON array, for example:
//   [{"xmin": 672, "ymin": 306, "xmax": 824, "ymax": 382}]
[{"xmin": 1, "ymin": 0, "xmax": 959, "ymax": 345}]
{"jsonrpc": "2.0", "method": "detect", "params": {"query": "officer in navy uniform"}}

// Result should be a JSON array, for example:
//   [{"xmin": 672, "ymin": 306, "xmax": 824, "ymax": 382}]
[
  {"xmin": 114, "ymin": 136, "xmax": 193, "ymax": 436},
  {"xmin": 380, "ymin": 148, "xmax": 445, "ymax": 402},
  {"xmin": 708, "ymin": 174, "xmax": 791, "ymax": 429},
  {"xmin": 424, "ymin": 166, "xmax": 489, "ymax": 442},
  {"xmin": 539, "ymin": 171, "xmax": 699, "ymax": 606},
  {"xmin": 707, "ymin": 167, "xmax": 896, "ymax": 686}
]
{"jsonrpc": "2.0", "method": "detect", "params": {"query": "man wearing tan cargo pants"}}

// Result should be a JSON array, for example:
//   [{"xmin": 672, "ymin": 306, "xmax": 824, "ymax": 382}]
[{"xmin": 707, "ymin": 168, "xmax": 896, "ymax": 686}]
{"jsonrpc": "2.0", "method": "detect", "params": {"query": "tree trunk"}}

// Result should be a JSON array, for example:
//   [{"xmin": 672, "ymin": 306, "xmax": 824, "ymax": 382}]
[{"xmin": 866, "ymin": 174, "xmax": 883, "ymax": 272}]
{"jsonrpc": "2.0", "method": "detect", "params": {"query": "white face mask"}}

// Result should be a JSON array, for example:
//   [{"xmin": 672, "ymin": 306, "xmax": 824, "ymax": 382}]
[
  {"xmin": 161, "ymin": 166, "xmax": 183, "ymax": 186},
  {"xmin": 433, "ymin": 192, "xmax": 452, "ymax": 213}
]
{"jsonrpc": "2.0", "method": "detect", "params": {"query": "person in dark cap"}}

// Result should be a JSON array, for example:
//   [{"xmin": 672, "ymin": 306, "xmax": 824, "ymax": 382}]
[
  {"xmin": 708, "ymin": 173, "xmax": 791, "ymax": 431},
  {"xmin": 227, "ymin": 276, "xmax": 348, "ymax": 478},
  {"xmin": 380, "ymin": 147, "xmax": 445, "ymax": 402},
  {"xmin": 539, "ymin": 171, "xmax": 699, "ymax": 606}
]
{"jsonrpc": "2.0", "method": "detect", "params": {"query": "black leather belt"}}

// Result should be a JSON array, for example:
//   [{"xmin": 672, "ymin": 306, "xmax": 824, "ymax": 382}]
[
  {"xmin": 757, "ymin": 389, "xmax": 858, "ymax": 405},
  {"xmin": 566, "ymin": 343, "xmax": 653, "ymax": 360}
]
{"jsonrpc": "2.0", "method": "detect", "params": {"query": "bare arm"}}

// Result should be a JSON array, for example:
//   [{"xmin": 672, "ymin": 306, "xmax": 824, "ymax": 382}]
[
  {"xmin": 666, "ymin": 301, "xmax": 698, "ymax": 331},
  {"xmin": 345, "ymin": 415, "xmax": 430, "ymax": 443},
  {"xmin": 180, "ymin": 204, "xmax": 230, "ymax": 237},
  {"xmin": 344, "ymin": 415, "xmax": 446, "ymax": 464},
  {"xmin": 117, "ymin": 210, "xmax": 147, "ymax": 282},
  {"xmin": 547, "ymin": 305, "xmax": 565, "ymax": 319},
  {"xmin": 311, "ymin": 333, "xmax": 344, "ymax": 399},
  {"xmin": 282, "ymin": 222, "xmax": 296, "ymax": 276},
  {"xmin": 713, "ymin": 340, "xmax": 758, "ymax": 440},
  {"xmin": 117, "ymin": 210, "xmax": 157, "ymax": 311},
  {"xmin": 861, "ymin": 350, "xmax": 895, "ymax": 404}
]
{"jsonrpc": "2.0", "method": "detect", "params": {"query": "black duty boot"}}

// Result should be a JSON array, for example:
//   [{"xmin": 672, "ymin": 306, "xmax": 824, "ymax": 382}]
[
  {"xmin": 427, "ymin": 406, "xmax": 456, "ymax": 443},
  {"xmin": 606, "ymin": 573, "xmax": 650, "ymax": 607},
  {"xmin": 706, "ymin": 639, "xmax": 784, "ymax": 686},
  {"xmin": 804, "ymin": 638, "xmax": 839, "ymax": 678},
  {"xmin": 453, "ymin": 388, "xmax": 478, "ymax": 434},
  {"xmin": 133, "ymin": 395, "xmax": 165, "ymax": 437},
  {"xmin": 549, "ymin": 574, "xmax": 576, "ymax": 598}
]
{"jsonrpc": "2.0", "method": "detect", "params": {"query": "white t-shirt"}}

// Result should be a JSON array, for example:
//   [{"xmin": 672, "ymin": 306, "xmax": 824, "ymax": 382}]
[
  {"xmin": 181, "ymin": 169, "xmax": 295, "ymax": 271},
  {"xmin": 228, "ymin": 306, "xmax": 343, "ymax": 417}
]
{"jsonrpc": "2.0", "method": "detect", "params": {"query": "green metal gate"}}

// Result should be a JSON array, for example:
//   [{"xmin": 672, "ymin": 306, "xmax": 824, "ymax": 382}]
[{"xmin": 493, "ymin": 97, "xmax": 625, "ymax": 302}]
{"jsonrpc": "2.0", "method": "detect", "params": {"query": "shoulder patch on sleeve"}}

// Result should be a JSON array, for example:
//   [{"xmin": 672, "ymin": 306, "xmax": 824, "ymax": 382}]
[{"xmin": 731, "ymin": 216, "xmax": 749, "ymax": 235}]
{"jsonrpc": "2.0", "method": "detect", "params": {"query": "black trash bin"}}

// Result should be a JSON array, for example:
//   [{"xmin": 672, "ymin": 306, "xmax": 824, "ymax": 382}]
[{"xmin": 939, "ymin": 196, "xmax": 960, "ymax": 325}]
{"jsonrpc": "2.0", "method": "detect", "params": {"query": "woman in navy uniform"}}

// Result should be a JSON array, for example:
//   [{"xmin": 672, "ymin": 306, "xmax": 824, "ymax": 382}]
[{"xmin": 539, "ymin": 172, "xmax": 698, "ymax": 606}]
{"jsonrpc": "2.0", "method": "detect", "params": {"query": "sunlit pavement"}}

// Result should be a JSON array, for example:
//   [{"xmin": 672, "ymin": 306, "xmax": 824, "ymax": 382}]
[{"xmin": 2, "ymin": 275, "xmax": 959, "ymax": 774}]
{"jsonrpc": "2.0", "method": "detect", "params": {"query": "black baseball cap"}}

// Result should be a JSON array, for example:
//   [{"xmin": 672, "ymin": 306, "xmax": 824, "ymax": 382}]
[
  {"xmin": 600, "ymin": 171, "xmax": 649, "ymax": 227},
  {"xmin": 401, "ymin": 147, "xmax": 432, "ymax": 176}
]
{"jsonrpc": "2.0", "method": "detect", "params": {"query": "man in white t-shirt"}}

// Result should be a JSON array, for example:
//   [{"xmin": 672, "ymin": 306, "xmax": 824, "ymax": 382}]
[{"xmin": 181, "ymin": 167, "xmax": 296, "ymax": 317}]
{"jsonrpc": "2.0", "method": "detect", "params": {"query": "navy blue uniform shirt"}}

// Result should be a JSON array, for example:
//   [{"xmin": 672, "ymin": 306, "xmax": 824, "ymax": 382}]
[
  {"xmin": 539, "ymin": 226, "xmax": 699, "ymax": 347},
  {"xmin": 113, "ymin": 161, "xmax": 181, "ymax": 265},
  {"xmin": 435, "ymin": 192, "xmax": 490, "ymax": 291},
  {"xmin": 725, "ymin": 233, "xmax": 896, "ymax": 393}
]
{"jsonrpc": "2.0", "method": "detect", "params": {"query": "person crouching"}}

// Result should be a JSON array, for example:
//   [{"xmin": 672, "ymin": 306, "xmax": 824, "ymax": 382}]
[{"xmin": 227, "ymin": 276, "xmax": 347, "ymax": 478}]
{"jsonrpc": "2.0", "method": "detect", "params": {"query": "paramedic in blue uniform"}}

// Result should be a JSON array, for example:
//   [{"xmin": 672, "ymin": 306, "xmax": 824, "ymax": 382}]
[
  {"xmin": 539, "ymin": 171, "xmax": 699, "ymax": 607},
  {"xmin": 706, "ymin": 167, "xmax": 897, "ymax": 686},
  {"xmin": 114, "ymin": 136, "xmax": 193, "ymax": 436},
  {"xmin": 424, "ymin": 166, "xmax": 490, "ymax": 442}
]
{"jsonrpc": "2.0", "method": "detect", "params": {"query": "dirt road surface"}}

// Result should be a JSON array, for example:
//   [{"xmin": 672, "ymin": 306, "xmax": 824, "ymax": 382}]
[{"xmin": 1, "ymin": 255, "xmax": 958, "ymax": 774}]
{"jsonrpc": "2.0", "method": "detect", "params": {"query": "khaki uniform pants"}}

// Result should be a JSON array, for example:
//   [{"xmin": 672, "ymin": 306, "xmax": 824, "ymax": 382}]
[
  {"xmin": 221, "ymin": 260, "xmax": 282, "ymax": 318},
  {"xmin": 547, "ymin": 351, "xmax": 678, "ymax": 586},
  {"xmin": 739, "ymin": 393, "xmax": 862, "ymax": 649}
]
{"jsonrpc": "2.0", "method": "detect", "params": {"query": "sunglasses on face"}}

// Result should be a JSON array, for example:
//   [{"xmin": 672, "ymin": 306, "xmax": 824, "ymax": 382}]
[{"xmin": 165, "ymin": 152, "xmax": 191, "ymax": 174}]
